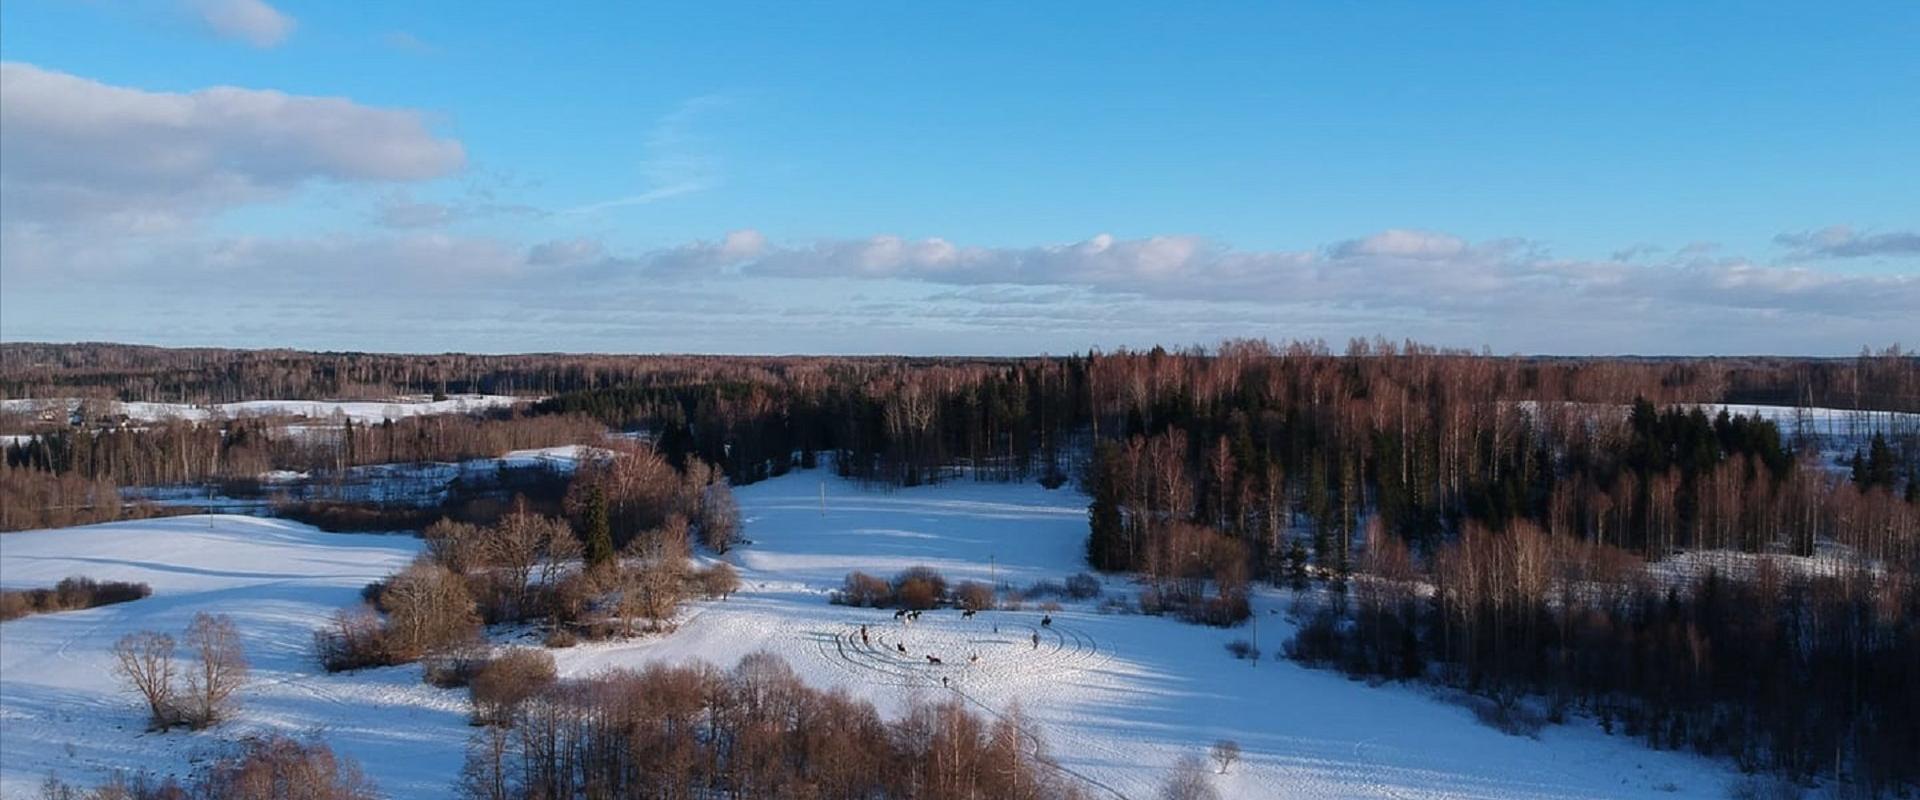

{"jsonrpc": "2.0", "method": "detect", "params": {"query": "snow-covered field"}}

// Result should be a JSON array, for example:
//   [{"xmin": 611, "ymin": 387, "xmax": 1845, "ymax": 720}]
[
  {"xmin": 1, "ymin": 470, "xmax": 1741, "ymax": 798},
  {"xmin": 122, "ymin": 445, "xmax": 603, "ymax": 511},
  {"xmin": 0, "ymin": 394, "xmax": 526, "ymax": 426},
  {"xmin": 0, "ymin": 518, "xmax": 451, "ymax": 796}
]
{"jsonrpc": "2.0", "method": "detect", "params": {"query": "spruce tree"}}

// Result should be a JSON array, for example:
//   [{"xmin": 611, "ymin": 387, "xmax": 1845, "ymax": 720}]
[{"xmin": 582, "ymin": 485, "xmax": 613, "ymax": 569}]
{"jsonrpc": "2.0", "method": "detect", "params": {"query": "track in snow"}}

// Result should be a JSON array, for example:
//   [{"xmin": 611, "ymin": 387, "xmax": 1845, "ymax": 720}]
[{"xmin": 813, "ymin": 611, "xmax": 1129, "ymax": 799}]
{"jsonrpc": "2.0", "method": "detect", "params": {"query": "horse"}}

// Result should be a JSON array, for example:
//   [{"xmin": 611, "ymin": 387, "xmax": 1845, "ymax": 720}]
[
  {"xmin": 961, "ymin": 609, "xmax": 977, "ymax": 619},
  {"xmin": 1041, "ymin": 615, "xmax": 1053, "ymax": 627},
  {"xmin": 893, "ymin": 609, "xmax": 907, "ymax": 620},
  {"xmin": 926, "ymin": 654, "xmax": 943, "ymax": 665},
  {"xmin": 897, "ymin": 642, "xmax": 908, "ymax": 654}
]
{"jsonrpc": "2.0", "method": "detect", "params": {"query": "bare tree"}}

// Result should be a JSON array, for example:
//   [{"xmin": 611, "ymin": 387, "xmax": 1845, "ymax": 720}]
[
  {"xmin": 112, "ymin": 630, "xmax": 177, "ymax": 730},
  {"xmin": 621, "ymin": 558, "xmax": 687, "ymax": 632},
  {"xmin": 1210, "ymin": 739, "xmax": 1241, "ymax": 775},
  {"xmin": 381, "ymin": 559, "xmax": 480, "ymax": 660},
  {"xmin": 458, "ymin": 726, "xmax": 513, "ymax": 800},
  {"xmin": 478, "ymin": 507, "xmax": 575, "ymax": 621},
  {"xmin": 699, "ymin": 480, "xmax": 741, "ymax": 554},
  {"xmin": 697, "ymin": 562, "xmax": 740, "ymax": 600},
  {"xmin": 1157, "ymin": 754, "xmax": 1220, "ymax": 800},
  {"xmin": 183, "ymin": 612, "xmax": 249, "ymax": 728}
]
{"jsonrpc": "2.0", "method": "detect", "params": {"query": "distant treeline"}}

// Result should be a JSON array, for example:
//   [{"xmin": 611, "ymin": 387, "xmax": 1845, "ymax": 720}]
[{"xmin": 5, "ymin": 341, "xmax": 1916, "ymax": 411}]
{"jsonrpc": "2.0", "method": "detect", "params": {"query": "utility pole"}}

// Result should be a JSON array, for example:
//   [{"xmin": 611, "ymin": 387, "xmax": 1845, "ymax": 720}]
[
  {"xmin": 990, "ymin": 554, "xmax": 997, "ymax": 591},
  {"xmin": 819, "ymin": 481, "xmax": 827, "ymax": 516}
]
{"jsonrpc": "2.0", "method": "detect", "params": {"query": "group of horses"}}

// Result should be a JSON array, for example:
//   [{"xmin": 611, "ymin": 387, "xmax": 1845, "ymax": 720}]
[{"xmin": 861, "ymin": 609, "xmax": 1057, "ymax": 668}]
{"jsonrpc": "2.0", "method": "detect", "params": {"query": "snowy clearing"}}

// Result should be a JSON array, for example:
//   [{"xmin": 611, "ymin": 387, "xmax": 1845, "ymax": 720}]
[
  {"xmin": 0, "ymin": 395, "xmax": 527, "ymax": 426},
  {"xmin": 0, "ymin": 470, "xmax": 1743, "ymax": 798}
]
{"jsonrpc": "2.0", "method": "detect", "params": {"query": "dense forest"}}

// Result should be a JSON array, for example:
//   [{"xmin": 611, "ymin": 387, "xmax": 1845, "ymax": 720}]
[{"xmin": 4, "ymin": 341, "xmax": 1917, "ymax": 794}]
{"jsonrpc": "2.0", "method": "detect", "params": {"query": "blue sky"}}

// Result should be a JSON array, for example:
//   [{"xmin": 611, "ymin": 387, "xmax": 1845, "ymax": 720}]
[{"xmin": 1, "ymin": 1, "xmax": 1915, "ymax": 355}]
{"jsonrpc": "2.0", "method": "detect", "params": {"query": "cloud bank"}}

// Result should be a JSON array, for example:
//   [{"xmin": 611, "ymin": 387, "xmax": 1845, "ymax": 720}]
[
  {"xmin": 0, "ymin": 62, "xmax": 463, "ymax": 233},
  {"xmin": 1775, "ymin": 225, "xmax": 1920, "ymax": 259}
]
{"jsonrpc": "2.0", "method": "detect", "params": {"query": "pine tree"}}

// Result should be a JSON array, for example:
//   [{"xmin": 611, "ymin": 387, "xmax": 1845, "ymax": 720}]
[
  {"xmin": 582, "ymin": 485, "xmax": 613, "ymax": 569},
  {"xmin": 1085, "ymin": 442, "xmax": 1126, "ymax": 570},
  {"xmin": 1865, "ymin": 434, "xmax": 1896, "ymax": 491}
]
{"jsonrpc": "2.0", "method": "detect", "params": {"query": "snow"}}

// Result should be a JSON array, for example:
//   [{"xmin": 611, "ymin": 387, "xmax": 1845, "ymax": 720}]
[
  {"xmin": 121, "ymin": 446, "xmax": 606, "ymax": 512},
  {"xmin": 1514, "ymin": 401, "xmax": 1917, "ymax": 476},
  {"xmin": 1, "ymin": 471, "xmax": 1742, "ymax": 799},
  {"xmin": 1648, "ymin": 542, "xmax": 1881, "ymax": 587},
  {"xmin": 0, "ymin": 394, "xmax": 526, "ymax": 426},
  {"xmin": 0, "ymin": 517, "xmax": 456, "ymax": 797}
]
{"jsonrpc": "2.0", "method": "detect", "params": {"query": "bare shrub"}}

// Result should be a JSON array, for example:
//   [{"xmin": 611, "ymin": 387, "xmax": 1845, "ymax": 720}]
[
  {"xmin": 1157, "ymin": 754, "xmax": 1221, "ymax": 800},
  {"xmin": 463, "ymin": 651, "xmax": 1081, "ymax": 799},
  {"xmin": 35, "ymin": 772, "xmax": 184, "ymax": 800},
  {"xmin": 954, "ymin": 581, "xmax": 995, "ymax": 612},
  {"xmin": 1185, "ymin": 593, "xmax": 1251, "ymax": 627},
  {"xmin": 0, "ymin": 592, "xmax": 27, "ymax": 622},
  {"xmin": 111, "ymin": 631, "xmax": 177, "ymax": 730},
  {"xmin": 1224, "ymin": 639, "xmax": 1260, "ymax": 660},
  {"xmin": 618, "ymin": 558, "xmax": 687, "ymax": 632},
  {"xmin": 696, "ymin": 562, "xmax": 740, "ymax": 600},
  {"xmin": 1065, "ymin": 572, "xmax": 1102, "ymax": 599},
  {"xmin": 1466, "ymin": 692, "xmax": 1545, "ymax": 738},
  {"xmin": 378, "ymin": 559, "xmax": 480, "ymax": 662},
  {"xmin": 477, "ymin": 507, "xmax": 577, "ymax": 622},
  {"xmin": 894, "ymin": 579, "xmax": 939, "ymax": 611},
  {"xmin": 198, "ymin": 735, "xmax": 378, "ymax": 800},
  {"xmin": 546, "ymin": 570, "xmax": 595, "ymax": 626},
  {"xmin": 423, "ymin": 644, "xmax": 492, "ymax": 689},
  {"xmin": 469, "ymin": 648, "xmax": 557, "ymax": 726},
  {"xmin": 2, "ymin": 577, "xmax": 151, "ymax": 622},
  {"xmin": 836, "ymin": 571, "xmax": 893, "ymax": 607},
  {"xmin": 423, "ymin": 518, "xmax": 486, "ymax": 573},
  {"xmin": 181, "ymin": 613, "xmax": 247, "ymax": 729},
  {"xmin": 892, "ymin": 566, "xmax": 947, "ymax": 610},
  {"xmin": 315, "ymin": 606, "xmax": 389, "ymax": 672}
]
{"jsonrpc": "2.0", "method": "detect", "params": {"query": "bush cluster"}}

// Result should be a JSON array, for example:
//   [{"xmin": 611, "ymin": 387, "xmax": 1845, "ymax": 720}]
[{"xmin": 1, "ymin": 576, "xmax": 151, "ymax": 621}]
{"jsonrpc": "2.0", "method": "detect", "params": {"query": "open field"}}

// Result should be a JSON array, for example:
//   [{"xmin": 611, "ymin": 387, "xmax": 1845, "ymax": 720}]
[{"xmin": 1, "ymin": 468, "xmax": 1744, "ymax": 799}]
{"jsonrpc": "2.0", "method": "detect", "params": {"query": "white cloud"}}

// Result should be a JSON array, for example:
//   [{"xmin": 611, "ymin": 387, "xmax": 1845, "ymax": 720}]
[
  {"xmin": 188, "ymin": 0, "xmax": 296, "ymax": 48},
  {"xmin": 4, "ymin": 226, "xmax": 1912, "ymax": 355},
  {"xmin": 1775, "ymin": 225, "xmax": 1920, "ymax": 259},
  {"xmin": 0, "ymin": 62, "xmax": 465, "ymax": 233},
  {"xmin": 1329, "ymin": 229, "xmax": 1468, "ymax": 260}
]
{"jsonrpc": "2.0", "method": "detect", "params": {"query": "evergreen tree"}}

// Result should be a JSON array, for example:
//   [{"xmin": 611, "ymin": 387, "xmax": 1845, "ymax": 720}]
[
  {"xmin": 581, "ymin": 485, "xmax": 613, "ymax": 569},
  {"xmin": 1085, "ymin": 442, "xmax": 1126, "ymax": 570},
  {"xmin": 1865, "ymin": 433, "xmax": 1897, "ymax": 490}
]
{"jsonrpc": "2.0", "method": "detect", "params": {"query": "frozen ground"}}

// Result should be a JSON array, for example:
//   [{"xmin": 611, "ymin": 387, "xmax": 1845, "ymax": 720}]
[
  {"xmin": 0, "ymin": 394, "xmax": 526, "ymax": 426},
  {"xmin": 1514, "ymin": 401, "xmax": 1916, "ymax": 476},
  {"xmin": 122, "ymin": 445, "xmax": 602, "ymax": 511},
  {"xmin": 0, "ymin": 517, "xmax": 454, "ymax": 797},
  {"xmin": 1, "ymin": 470, "xmax": 1741, "ymax": 798}
]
